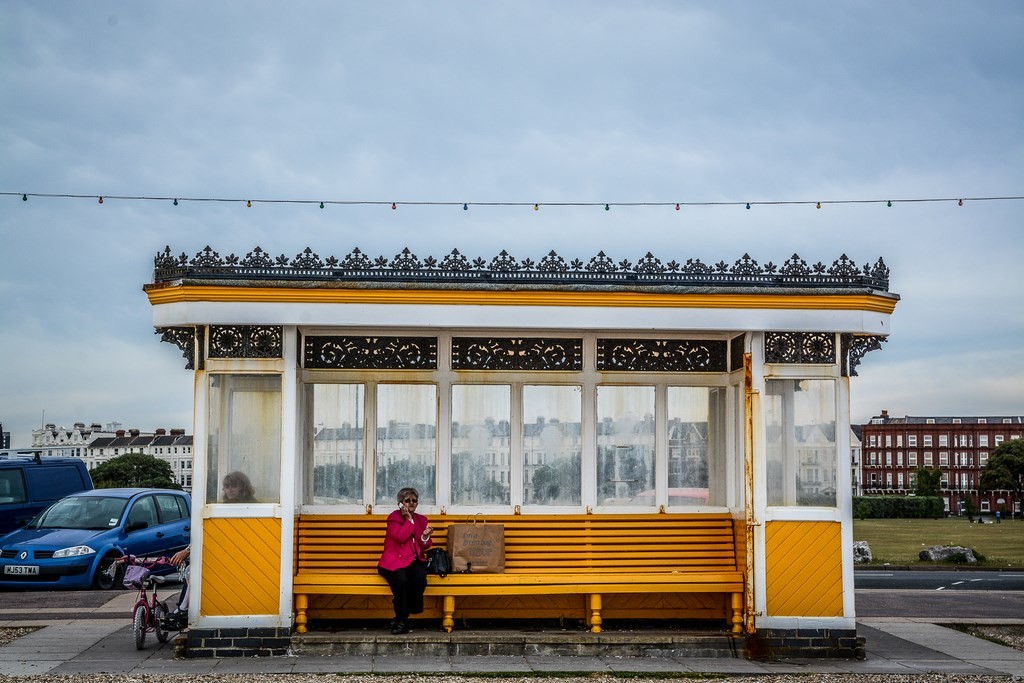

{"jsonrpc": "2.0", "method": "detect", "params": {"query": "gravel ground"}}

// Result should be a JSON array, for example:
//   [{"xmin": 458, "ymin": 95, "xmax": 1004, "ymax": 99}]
[
  {"xmin": 0, "ymin": 675, "xmax": 1018, "ymax": 683},
  {"xmin": 0, "ymin": 676, "xmax": 1019, "ymax": 683},
  {"xmin": 968, "ymin": 625, "xmax": 1024, "ymax": 652},
  {"xmin": 0, "ymin": 627, "xmax": 37, "ymax": 647}
]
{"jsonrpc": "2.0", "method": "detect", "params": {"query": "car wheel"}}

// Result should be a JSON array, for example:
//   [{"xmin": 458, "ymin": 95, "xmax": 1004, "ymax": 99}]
[
  {"xmin": 93, "ymin": 553, "xmax": 123, "ymax": 590},
  {"xmin": 133, "ymin": 604, "xmax": 147, "ymax": 650}
]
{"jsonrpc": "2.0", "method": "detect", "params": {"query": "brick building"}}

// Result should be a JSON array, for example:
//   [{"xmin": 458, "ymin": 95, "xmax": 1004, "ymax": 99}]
[{"xmin": 859, "ymin": 410, "xmax": 1023, "ymax": 517}]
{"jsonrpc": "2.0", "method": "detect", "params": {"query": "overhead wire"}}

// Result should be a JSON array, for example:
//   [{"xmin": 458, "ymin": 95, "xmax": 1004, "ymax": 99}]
[{"xmin": 3, "ymin": 191, "xmax": 1023, "ymax": 210}]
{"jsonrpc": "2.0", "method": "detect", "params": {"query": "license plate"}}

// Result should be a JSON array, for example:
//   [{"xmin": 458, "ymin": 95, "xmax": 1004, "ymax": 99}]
[{"xmin": 4, "ymin": 565, "xmax": 40, "ymax": 575}]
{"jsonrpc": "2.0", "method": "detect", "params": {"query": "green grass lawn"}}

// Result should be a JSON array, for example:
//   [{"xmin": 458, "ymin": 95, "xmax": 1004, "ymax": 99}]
[{"xmin": 853, "ymin": 517, "xmax": 1024, "ymax": 567}]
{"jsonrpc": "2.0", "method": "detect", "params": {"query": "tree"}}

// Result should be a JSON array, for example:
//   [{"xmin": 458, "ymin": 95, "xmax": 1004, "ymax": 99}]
[
  {"xmin": 962, "ymin": 494, "xmax": 978, "ymax": 521},
  {"xmin": 90, "ymin": 452, "xmax": 180, "ymax": 489},
  {"xmin": 914, "ymin": 466, "xmax": 943, "ymax": 497},
  {"xmin": 980, "ymin": 438, "xmax": 1024, "ymax": 508}
]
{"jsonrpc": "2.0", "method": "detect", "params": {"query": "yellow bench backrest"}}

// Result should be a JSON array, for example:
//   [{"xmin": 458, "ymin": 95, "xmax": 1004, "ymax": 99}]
[{"xmin": 295, "ymin": 513, "xmax": 741, "ymax": 575}]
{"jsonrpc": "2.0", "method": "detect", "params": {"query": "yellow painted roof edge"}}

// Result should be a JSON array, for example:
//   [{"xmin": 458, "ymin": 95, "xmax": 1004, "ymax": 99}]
[{"xmin": 145, "ymin": 284, "xmax": 899, "ymax": 314}]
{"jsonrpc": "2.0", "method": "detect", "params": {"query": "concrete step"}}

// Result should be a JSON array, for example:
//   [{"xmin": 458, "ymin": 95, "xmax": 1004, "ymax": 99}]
[{"xmin": 292, "ymin": 627, "xmax": 744, "ymax": 658}]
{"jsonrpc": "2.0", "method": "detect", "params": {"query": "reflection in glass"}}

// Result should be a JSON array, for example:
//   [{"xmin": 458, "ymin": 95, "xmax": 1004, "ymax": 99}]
[
  {"xmin": 375, "ymin": 384, "xmax": 437, "ymax": 505},
  {"xmin": 667, "ymin": 387, "xmax": 726, "ymax": 506},
  {"xmin": 311, "ymin": 384, "xmax": 364, "ymax": 504},
  {"xmin": 451, "ymin": 385, "xmax": 511, "ymax": 505},
  {"xmin": 207, "ymin": 374, "xmax": 282, "ymax": 504},
  {"xmin": 765, "ymin": 379, "xmax": 837, "ymax": 507},
  {"xmin": 522, "ymin": 385, "xmax": 582, "ymax": 505},
  {"xmin": 597, "ymin": 386, "xmax": 655, "ymax": 506}
]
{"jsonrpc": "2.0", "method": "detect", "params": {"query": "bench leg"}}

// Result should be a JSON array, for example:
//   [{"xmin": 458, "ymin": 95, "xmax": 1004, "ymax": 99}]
[
  {"xmin": 730, "ymin": 593, "xmax": 743, "ymax": 634},
  {"xmin": 442, "ymin": 596, "xmax": 455, "ymax": 633},
  {"xmin": 295, "ymin": 594, "xmax": 308, "ymax": 634},
  {"xmin": 589, "ymin": 594, "xmax": 602, "ymax": 633}
]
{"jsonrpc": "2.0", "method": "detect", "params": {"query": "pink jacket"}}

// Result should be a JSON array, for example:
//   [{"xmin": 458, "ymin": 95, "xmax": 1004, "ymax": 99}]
[{"xmin": 377, "ymin": 509, "xmax": 433, "ymax": 571}]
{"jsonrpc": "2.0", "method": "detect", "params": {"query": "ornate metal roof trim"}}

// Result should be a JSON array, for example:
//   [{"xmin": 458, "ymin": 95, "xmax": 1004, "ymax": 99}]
[{"xmin": 152, "ymin": 246, "xmax": 891, "ymax": 291}]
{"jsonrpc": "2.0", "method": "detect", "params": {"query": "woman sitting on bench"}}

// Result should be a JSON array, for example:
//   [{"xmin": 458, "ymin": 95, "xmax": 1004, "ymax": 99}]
[{"xmin": 376, "ymin": 487, "xmax": 433, "ymax": 635}]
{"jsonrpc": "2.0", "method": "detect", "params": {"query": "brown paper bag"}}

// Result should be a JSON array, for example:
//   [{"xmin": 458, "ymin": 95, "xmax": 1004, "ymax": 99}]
[{"xmin": 448, "ymin": 521, "xmax": 505, "ymax": 573}]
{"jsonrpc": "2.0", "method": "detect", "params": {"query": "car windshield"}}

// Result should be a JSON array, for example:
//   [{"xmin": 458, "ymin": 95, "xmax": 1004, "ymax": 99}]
[{"xmin": 29, "ymin": 496, "xmax": 129, "ymax": 530}]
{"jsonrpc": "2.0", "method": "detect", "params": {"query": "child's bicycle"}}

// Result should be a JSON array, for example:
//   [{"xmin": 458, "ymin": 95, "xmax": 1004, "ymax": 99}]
[{"xmin": 113, "ymin": 555, "xmax": 186, "ymax": 650}]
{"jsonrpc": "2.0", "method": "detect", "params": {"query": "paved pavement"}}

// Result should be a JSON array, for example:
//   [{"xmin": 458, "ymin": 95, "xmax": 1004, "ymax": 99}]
[{"xmin": 2, "ymin": 591, "xmax": 1024, "ymax": 677}]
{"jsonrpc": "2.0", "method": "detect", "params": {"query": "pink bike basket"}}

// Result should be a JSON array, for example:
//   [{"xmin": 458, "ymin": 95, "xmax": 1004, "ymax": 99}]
[{"xmin": 123, "ymin": 565, "xmax": 150, "ymax": 588}]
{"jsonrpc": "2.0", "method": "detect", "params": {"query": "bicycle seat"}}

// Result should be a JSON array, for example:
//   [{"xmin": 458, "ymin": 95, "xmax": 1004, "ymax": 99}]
[{"xmin": 150, "ymin": 575, "xmax": 168, "ymax": 584}]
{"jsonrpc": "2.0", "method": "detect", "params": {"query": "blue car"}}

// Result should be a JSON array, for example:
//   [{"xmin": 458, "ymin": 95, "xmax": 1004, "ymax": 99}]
[{"xmin": 0, "ymin": 488, "xmax": 190, "ymax": 590}]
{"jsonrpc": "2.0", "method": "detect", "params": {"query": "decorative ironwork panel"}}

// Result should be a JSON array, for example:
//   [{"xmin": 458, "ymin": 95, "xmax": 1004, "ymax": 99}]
[
  {"xmin": 730, "ymin": 334, "xmax": 745, "ymax": 372},
  {"xmin": 304, "ymin": 336, "xmax": 437, "ymax": 369},
  {"xmin": 764, "ymin": 332, "xmax": 836, "ymax": 364},
  {"xmin": 156, "ymin": 326, "xmax": 196, "ymax": 370},
  {"xmin": 208, "ymin": 325, "xmax": 283, "ymax": 359},
  {"xmin": 841, "ymin": 334, "xmax": 887, "ymax": 377},
  {"xmin": 595, "ymin": 339, "xmax": 727, "ymax": 372},
  {"xmin": 451, "ymin": 338, "xmax": 582, "ymax": 371},
  {"xmin": 153, "ymin": 245, "xmax": 891, "ymax": 292}
]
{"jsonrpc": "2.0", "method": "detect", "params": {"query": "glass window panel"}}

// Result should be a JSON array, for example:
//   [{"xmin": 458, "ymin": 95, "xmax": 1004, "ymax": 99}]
[
  {"xmin": 451, "ymin": 385, "xmax": 511, "ymax": 506},
  {"xmin": 765, "ymin": 379, "xmax": 836, "ymax": 507},
  {"xmin": 667, "ymin": 386, "xmax": 726, "ymax": 506},
  {"xmin": 597, "ymin": 385, "xmax": 655, "ymax": 506},
  {"xmin": 522, "ymin": 385, "xmax": 582, "ymax": 505},
  {"xmin": 311, "ymin": 384, "xmax": 365, "ymax": 504},
  {"xmin": 207, "ymin": 374, "xmax": 281, "ymax": 504},
  {"xmin": 375, "ymin": 384, "xmax": 437, "ymax": 506}
]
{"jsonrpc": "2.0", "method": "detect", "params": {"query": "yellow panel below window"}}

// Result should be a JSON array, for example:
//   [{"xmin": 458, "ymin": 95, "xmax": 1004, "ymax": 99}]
[
  {"xmin": 765, "ymin": 521, "xmax": 843, "ymax": 617},
  {"xmin": 201, "ymin": 518, "xmax": 281, "ymax": 616}
]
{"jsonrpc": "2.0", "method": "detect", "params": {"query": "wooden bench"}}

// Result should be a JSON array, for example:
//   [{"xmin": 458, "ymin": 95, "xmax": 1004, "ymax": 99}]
[{"xmin": 293, "ymin": 512, "xmax": 744, "ymax": 634}]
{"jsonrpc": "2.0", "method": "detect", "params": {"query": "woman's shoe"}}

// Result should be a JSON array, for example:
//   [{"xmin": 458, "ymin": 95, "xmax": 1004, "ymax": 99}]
[{"xmin": 390, "ymin": 621, "xmax": 410, "ymax": 635}]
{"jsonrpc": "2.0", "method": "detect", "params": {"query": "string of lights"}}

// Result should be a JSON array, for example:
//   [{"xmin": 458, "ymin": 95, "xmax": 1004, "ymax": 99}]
[{"xmin": 3, "ymin": 191, "xmax": 1023, "ymax": 211}]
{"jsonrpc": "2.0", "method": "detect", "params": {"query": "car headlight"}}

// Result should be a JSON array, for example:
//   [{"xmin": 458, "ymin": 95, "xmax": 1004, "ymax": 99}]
[{"xmin": 52, "ymin": 546, "xmax": 97, "ymax": 558}]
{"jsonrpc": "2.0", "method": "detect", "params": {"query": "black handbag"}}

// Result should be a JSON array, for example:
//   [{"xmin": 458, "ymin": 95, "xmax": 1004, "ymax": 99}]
[{"xmin": 425, "ymin": 547, "xmax": 451, "ymax": 578}]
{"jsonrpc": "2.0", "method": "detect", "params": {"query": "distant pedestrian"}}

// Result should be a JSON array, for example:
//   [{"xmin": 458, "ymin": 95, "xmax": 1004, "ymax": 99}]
[{"xmin": 996, "ymin": 510, "xmax": 1001, "ymax": 524}]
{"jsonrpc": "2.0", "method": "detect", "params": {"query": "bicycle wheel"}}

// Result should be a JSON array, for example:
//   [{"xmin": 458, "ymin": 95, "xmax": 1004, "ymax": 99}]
[
  {"xmin": 154, "ymin": 602, "xmax": 170, "ymax": 643},
  {"xmin": 133, "ymin": 604, "xmax": 148, "ymax": 650}
]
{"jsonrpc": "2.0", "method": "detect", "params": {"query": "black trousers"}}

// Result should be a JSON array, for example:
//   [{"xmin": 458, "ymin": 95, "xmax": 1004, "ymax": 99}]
[{"xmin": 378, "ymin": 561, "xmax": 428, "ymax": 621}]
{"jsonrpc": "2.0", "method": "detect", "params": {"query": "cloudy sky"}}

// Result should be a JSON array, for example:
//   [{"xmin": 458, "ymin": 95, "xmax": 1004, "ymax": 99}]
[{"xmin": 2, "ymin": 2, "xmax": 1022, "ymax": 446}]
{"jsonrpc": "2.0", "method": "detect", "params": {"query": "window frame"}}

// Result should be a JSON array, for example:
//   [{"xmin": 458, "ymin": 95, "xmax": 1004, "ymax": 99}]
[{"xmin": 299, "ymin": 329, "xmax": 742, "ymax": 514}]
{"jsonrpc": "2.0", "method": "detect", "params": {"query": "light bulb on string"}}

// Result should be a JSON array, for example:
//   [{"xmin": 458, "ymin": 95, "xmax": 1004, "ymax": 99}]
[
  {"xmin": 98, "ymin": 196, "xmax": 103, "ymax": 204},
  {"xmin": 173, "ymin": 198, "xmax": 178, "ymax": 206},
  {"xmin": 22, "ymin": 194, "xmax": 27, "ymax": 201},
  {"xmin": 816, "ymin": 202, "xmax": 821, "ymax": 209},
  {"xmin": 604, "ymin": 204, "xmax": 610, "ymax": 211},
  {"xmin": 391, "ymin": 202, "xmax": 397, "ymax": 210},
  {"xmin": 675, "ymin": 203, "xmax": 680, "ymax": 211},
  {"xmin": 533, "ymin": 203, "xmax": 539, "ymax": 211},
  {"xmin": 463, "ymin": 203, "xmax": 468, "ymax": 211},
  {"xmin": 745, "ymin": 203, "xmax": 750, "ymax": 210},
  {"xmin": 887, "ymin": 200, "xmax": 892, "ymax": 208},
  {"xmin": 958, "ymin": 199, "xmax": 963, "ymax": 206},
  {"xmin": 246, "ymin": 200, "xmax": 252, "ymax": 208}
]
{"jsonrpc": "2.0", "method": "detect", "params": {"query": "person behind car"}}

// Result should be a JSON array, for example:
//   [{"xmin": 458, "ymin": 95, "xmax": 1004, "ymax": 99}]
[
  {"xmin": 166, "ymin": 546, "xmax": 190, "ymax": 624},
  {"xmin": 376, "ymin": 487, "xmax": 433, "ymax": 634}
]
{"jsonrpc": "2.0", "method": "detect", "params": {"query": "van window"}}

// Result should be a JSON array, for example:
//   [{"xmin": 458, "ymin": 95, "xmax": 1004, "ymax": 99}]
[
  {"xmin": 25, "ymin": 466, "xmax": 87, "ymax": 502},
  {"xmin": 155, "ymin": 494, "xmax": 187, "ymax": 522},
  {"xmin": 0, "ymin": 470, "xmax": 28, "ymax": 504}
]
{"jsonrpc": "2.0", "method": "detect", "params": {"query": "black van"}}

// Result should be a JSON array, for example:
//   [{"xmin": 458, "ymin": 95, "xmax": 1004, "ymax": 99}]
[{"xmin": 0, "ymin": 456, "xmax": 94, "ymax": 535}]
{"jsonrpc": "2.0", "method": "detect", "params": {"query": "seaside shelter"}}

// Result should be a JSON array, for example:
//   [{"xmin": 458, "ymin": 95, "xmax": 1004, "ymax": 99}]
[{"xmin": 144, "ymin": 245, "xmax": 896, "ymax": 657}]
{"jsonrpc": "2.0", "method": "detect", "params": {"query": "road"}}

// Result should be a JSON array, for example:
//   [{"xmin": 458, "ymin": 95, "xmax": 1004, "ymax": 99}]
[
  {"xmin": 855, "ymin": 569, "xmax": 1024, "ymax": 591},
  {"xmin": 1, "ymin": 572, "xmax": 1022, "ymax": 622}
]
